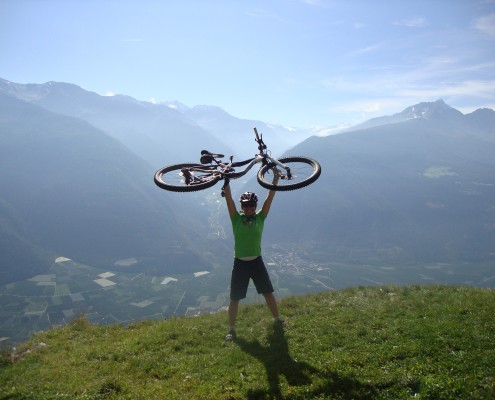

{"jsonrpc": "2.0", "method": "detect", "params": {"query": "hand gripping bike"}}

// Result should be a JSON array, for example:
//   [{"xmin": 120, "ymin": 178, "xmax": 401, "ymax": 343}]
[{"xmin": 154, "ymin": 128, "xmax": 321, "ymax": 193}]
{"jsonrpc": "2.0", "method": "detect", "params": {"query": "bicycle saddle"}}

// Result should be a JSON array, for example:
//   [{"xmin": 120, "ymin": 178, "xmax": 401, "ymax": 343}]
[{"xmin": 200, "ymin": 150, "xmax": 224, "ymax": 164}]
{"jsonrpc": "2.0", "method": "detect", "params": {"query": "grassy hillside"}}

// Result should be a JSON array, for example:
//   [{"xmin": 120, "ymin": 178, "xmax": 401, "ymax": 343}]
[{"xmin": 1, "ymin": 285, "xmax": 494, "ymax": 399}]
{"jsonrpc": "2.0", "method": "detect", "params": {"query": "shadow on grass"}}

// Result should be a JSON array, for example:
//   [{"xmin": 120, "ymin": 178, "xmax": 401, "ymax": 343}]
[{"xmin": 235, "ymin": 323, "xmax": 377, "ymax": 400}]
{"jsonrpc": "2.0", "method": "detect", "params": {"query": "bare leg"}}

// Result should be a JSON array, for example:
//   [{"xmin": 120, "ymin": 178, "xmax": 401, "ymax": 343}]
[
  {"xmin": 228, "ymin": 300, "xmax": 239, "ymax": 329},
  {"xmin": 262, "ymin": 292, "xmax": 279, "ymax": 319}
]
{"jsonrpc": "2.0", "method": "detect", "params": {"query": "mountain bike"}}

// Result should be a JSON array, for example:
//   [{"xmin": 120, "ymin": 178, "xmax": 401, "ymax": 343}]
[{"xmin": 154, "ymin": 128, "xmax": 321, "ymax": 193}]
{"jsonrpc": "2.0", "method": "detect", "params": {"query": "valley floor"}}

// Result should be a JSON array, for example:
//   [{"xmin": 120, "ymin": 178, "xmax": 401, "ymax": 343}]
[{"xmin": 1, "ymin": 251, "xmax": 494, "ymax": 345}]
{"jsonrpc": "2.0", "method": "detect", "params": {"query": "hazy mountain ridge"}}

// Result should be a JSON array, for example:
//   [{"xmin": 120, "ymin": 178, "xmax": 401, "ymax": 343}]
[
  {"xmin": 1, "ymin": 76, "xmax": 494, "ymax": 284},
  {"xmin": 266, "ymin": 108, "xmax": 495, "ymax": 264},
  {"xmin": 0, "ymin": 92, "xmax": 214, "ymax": 285},
  {"xmin": 0, "ymin": 78, "xmax": 225, "ymax": 167},
  {"xmin": 343, "ymin": 99, "xmax": 495, "ymax": 140},
  {"xmin": 0, "ymin": 78, "xmax": 310, "ymax": 164},
  {"xmin": 183, "ymin": 105, "xmax": 310, "ymax": 159}
]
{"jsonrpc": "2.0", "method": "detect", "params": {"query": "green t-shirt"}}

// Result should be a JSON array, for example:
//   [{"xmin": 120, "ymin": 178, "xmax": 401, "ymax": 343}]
[{"xmin": 231, "ymin": 210, "xmax": 266, "ymax": 258}]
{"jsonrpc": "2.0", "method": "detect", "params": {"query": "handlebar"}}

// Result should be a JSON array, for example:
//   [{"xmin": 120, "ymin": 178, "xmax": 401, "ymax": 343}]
[{"xmin": 253, "ymin": 127, "xmax": 267, "ymax": 151}]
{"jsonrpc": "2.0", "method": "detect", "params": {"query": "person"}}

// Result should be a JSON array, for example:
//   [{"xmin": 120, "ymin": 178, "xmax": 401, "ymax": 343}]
[{"xmin": 222, "ymin": 172, "xmax": 284, "ymax": 340}]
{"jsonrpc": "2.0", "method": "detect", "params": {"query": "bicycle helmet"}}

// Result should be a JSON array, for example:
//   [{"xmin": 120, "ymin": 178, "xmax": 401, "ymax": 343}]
[{"xmin": 239, "ymin": 192, "xmax": 258, "ymax": 204}]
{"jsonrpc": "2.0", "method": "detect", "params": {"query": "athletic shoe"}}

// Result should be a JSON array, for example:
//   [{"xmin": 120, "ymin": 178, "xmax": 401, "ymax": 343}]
[
  {"xmin": 274, "ymin": 318, "xmax": 287, "ymax": 327},
  {"xmin": 225, "ymin": 329, "xmax": 237, "ymax": 341}
]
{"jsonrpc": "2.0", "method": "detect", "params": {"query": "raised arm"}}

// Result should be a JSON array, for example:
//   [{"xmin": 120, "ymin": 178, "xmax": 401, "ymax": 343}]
[
  {"xmin": 261, "ymin": 169, "xmax": 280, "ymax": 217},
  {"xmin": 223, "ymin": 180, "xmax": 237, "ymax": 218}
]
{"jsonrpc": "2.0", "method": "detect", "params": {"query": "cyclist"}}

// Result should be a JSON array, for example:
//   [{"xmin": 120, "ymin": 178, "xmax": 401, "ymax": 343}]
[{"xmin": 222, "ymin": 171, "xmax": 284, "ymax": 340}]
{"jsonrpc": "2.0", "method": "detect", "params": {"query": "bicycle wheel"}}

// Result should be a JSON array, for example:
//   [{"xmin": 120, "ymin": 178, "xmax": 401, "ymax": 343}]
[
  {"xmin": 154, "ymin": 163, "xmax": 221, "ymax": 192},
  {"xmin": 257, "ymin": 156, "xmax": 321, "ymax": 191}
]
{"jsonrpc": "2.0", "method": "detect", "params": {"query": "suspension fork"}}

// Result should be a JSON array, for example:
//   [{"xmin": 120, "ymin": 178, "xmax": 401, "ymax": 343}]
[
  {"xmin": 180, "ymin": 167, "xmax": 193, "ymax": 185},
  {"xmin": 220, "ymin": 156, "xmax": 235, "ymax": 196},
  {"xmin": 268, "ymin": 157, "xmax": 293, "ymax": 180}
]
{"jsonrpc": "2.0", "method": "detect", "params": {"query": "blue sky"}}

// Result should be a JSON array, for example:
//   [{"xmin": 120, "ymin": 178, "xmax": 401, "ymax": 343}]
[{"xmin": 1, "ymin": 0, "xmax": 495, "ymax": 130}]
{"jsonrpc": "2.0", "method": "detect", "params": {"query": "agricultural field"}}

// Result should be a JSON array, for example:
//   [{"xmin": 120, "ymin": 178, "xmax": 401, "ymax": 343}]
[{"xmin": 1, "ymin": 251, "xmax": 494, "ymax": 345}]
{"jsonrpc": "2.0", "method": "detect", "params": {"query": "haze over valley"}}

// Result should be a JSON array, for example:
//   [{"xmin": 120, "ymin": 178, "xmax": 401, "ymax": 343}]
[{"xmin": 1, "ymin": 79, "xmax": 494, "ymax": 344}]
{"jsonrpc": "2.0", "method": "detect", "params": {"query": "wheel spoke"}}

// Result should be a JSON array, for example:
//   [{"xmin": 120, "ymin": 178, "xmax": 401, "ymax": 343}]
[{"xmin": 257, "ymin": 157, "xmax": 321, "ymax": 191}]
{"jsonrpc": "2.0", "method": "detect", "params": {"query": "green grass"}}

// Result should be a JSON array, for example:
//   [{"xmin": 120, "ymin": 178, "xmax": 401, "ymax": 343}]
[{"xmin": 1, "ymin": 285, "xmax": 494, "ymax": 399}]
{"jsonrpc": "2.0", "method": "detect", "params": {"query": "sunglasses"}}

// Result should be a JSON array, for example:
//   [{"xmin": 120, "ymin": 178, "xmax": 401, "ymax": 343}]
[{"xmin": 241, "ymin": 203, "xmax": 257, "ymax": 208}]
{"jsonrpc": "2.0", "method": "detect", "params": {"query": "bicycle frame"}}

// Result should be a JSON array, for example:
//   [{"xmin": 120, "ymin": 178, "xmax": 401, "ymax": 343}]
[
  {"xmin": 154, "ymin": 127, "xmax": 320, "ymax": 193},
  {"xmin": 226, "ymin": 154, "xmax": 291, "ymax": 180},
  {"xmin": 181, "ymin": 128, "xmax": 292, "ymax": 186}
]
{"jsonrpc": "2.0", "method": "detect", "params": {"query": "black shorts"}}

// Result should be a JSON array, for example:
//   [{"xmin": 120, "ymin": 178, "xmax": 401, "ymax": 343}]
[{"xmin": 230, "ymin": 256, "xmax": 274, "ymax": 301}]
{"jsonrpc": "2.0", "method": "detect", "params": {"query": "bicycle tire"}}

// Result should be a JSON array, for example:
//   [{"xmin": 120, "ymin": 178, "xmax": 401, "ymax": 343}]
[
  {"xmin": 257, "ymin": 156, "xmax": 321, "ymax": 191},
  {"xmin": 154, "ymin": 163, "xmax": 221, "ymax": 192}
]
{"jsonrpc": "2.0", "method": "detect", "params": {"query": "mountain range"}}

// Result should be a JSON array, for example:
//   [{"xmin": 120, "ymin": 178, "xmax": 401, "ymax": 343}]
[
  {"xmin": 1, "ymin": 78, "xmax": 494, "ymax": 286},
  {"xmin": 0, "ymin": 79, "xmax": 309, "ymax": 164},
  {"xmin": 0, "ymin": 87, "xmax": 217, "ymax": 285},
  {"xmin": 264, "ymin": 99, "xmax": 495, "ymax": 264}
]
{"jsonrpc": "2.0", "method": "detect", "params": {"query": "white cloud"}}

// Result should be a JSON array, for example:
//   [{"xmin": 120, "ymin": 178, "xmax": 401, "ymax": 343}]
[
  {"xmin": 347, "ymin": 42, "xmax": 383, "ymax": 56},
  {"xmin": 457, "ymin": 102, "xmax": 495, "ymax": 114},
  {"xmin": 353, "ymin": 22, "xmax": 366, "ymax": 29},
  {"xmin": 398, "ymin": 80, "xmax": 495, "ymax": 100},
  {"xmin": 303, "ymin": 0, "xmax": 322, "ymax": 5},
  {"xmin": 330, "ymin": 98, "xmax": 405, "ymax": 115},
  {"xmin": 310, "ymin": 123, "xmax": 352, "ymax": 136},
  {"xmin": 322, "ymin": 51, "xmax": 495, "ymax": 99},
  {"xmin": 393, "ymin": 17, "xmax": 426, "ymax": 28},
  {"xmin": 323, "ymin": 75, "xmax": 495, "ymax": 123},
  {"xmin": 474, "ymin": 13, "xmax": 495, "ymax": 38}
]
